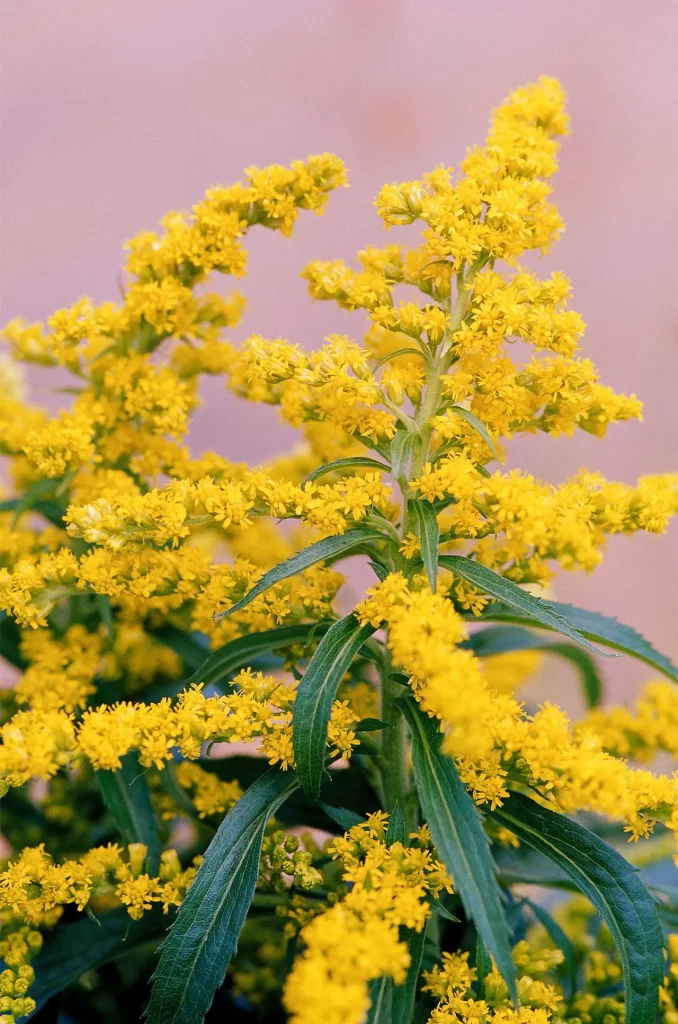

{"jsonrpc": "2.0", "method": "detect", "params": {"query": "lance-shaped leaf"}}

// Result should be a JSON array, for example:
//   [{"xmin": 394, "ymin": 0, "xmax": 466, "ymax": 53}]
[
  {"xmin": 474, "ymin": 600, "xmax": 678, "ymax": 682},
  {"xmin": 390, "ymin": 430, "xmax": 415, "ymax": 480},
  {"xmin": 411, "ymin": 499, "xmax": 439, "ymax": 592},
  {"xmin": 185, "ymin": 622, "xmax": 332, "ymax": 689},
  {"xmin": 303, "ymin": 456, "xmax": 390, "ymax": 485},
  {"xmin": 491, "ymin": 791, "xmax": 663, "ymax": 1024},
  {"xmin": 463, "ymin": 625, "xmax": 603, "ymax": 707},
  {"xmin": 146, "ymin": 769, "xmax": 298, "ymax": 1024},
  {"xmin": 392, "ymin": 924, "xmax": 427, "ymax": 1024},
  {"xmin": 96, "ymin": 752, "xmax": 161, "ymax": 875},
  {"xmin": 523, "ymin": 897, "xmax": 578, "ymax": 994},
  {"xmin": 446, "ymin": 405, "xmax": 501, "ymax": 459},
  {"xmin": 439, "ymin": 555, "xmax": 611, "ymax": 657},
  {"xmin": 385, "ymin": 801, "xmax": 406, "ymax": 847},
  {"xmin": 366, "ymin": 976, "xmax": 393, "ymax": 1023},
  {"xmin": 398, "ymin": 699, "xmax": 517, "ymax": 1003},
  {"xmin": 366, "ymin": 924, "xmax": 427, "ymax": 1024},
  {"xmin": 293, "ymin": 614, "xmax": 377, "ymax": 797},
  {"xmin": 219, "ymin": 529, "xmax": 388, "ymax": 619},
  {"xmin": 21, "ymin": 908, "xmax": 170, "ymax": 1018}
]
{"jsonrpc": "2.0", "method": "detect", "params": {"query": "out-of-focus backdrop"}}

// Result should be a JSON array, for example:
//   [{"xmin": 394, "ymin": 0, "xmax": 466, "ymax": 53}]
[{"xmin": 1, "ymin": 0, "xmax": 676, "ymax": 699}]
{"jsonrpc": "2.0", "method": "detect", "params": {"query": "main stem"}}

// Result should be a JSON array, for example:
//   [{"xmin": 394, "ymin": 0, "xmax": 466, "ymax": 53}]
[{"xmin": 378, "ymin": 262, "xmax": 480, "ymax": 828}]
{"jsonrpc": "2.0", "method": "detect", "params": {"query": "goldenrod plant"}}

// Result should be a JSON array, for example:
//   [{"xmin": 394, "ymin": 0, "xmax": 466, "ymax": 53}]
[{"xmin": 1, "ymin": 78, "xmax": 678, "ymax": 1023}]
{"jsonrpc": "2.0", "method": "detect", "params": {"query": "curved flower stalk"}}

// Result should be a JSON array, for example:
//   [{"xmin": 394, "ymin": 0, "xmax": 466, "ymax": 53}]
[{"xmin": 0, "ymin": 79, "xmax": 677, "ymax": 1024}]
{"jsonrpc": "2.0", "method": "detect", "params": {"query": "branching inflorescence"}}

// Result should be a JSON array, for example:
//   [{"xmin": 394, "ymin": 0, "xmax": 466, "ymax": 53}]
[{"xmin": 0, "ymin": 78, "xmax": 677, "ymax": 1024}]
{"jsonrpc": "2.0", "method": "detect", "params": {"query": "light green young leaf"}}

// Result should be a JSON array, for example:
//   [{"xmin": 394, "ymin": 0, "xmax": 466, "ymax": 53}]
[
  {"xmin": 302, "ymin": 456, "xmax": 390, "ymax": 486},
  {"xmin": 293, "ymin": 614, "xmax": 377, "ymax": 797},
  {"xmin": 439, "ymin": 555, "xmax": 611, "ymax": 657},
  {"xmin": 398, "ymin": 698, "xmax": 518, "ymax": 1004},
  {"xmin": 475, "ymin": 600, "xmax": 678, "ymax": 682},
  {"xmin": 219, "ymin": 528, "xmax": 388, "ymax": 619},
  {"xmin": 146, "ymin": 770, "xmax": 298, "ymax": 1024},
  {"xmin": 390, "ymin": 430, "xmax": 415, "ymax": 481},
  {"xmin": 96, "ymin": 752, "xmax": 161, "ymax": 875},
  {"xmin": 491, "ymin": 791, "xmax": 663, "ymax": 1024},
  {"xmin": 411, "ymin": 499, "xmax": 439, "ymax": 592}
]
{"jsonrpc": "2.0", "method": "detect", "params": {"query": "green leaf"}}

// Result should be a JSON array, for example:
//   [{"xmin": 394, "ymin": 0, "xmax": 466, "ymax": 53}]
[
  {"xmin": 475, "ymin": 934, "xmax": 492, "ymax": 1000},
  {"xmin": 475, "ymin": 600, "xmax": 678, "ymax": 683},
  {"xmin": 367, "ymin": 976, "xmax": 393, "ymax": 1023},
  {"xmin": 491, "ymin": 791, "xmax": 664, "ymax": 1024},
  {"xmin": 392, "ymin": 925, "xmax": 427, "ymax": 1024},
  {"xmin": 373, "ymin": 347, "xmax": 427, "ymax": 373},
  {"xmin": 398, "ymin": 698, "xmax": 518, "ymax": 1004},
  {"xmin": 447, "ymin": 405, "xmax": 501, "ymax": 460},
  {"xmin": 429, "ymin": 896, "xmax": 459, "ymax": 923},
  {"xmin": 385, "ymin": 801, "xmax": 406, "ymax": 847},
  {"xmin": 439, "ymin": 555, "xmax": 612, "ymax": 657},
  {"xmin": 411, "ymin": 499, "xmax": 439, "ymax": 592},
  {"xmin": 151, "ymin": 626, "xmax": 208, "ymax": 674},
  {"xmin": 21, "ymin": 908, "xmax": 170, "ymax": 1017},
  {"xmin": 302, "ymin": 456, "xmax": 390, "ymax": 486},
  {"xmin": 147, "ymin": 769, "xmax": 298, "ymax": 1024},
  {"xmin": 369, "ymin": 559, "xmax": 390, "ymax": 582},
  {"xmin": 96, "ymin": 752, "xmax": 161, "ymax": 875},
  {"xmin": 9, "ymin": 478, "xmax": 61, "ymax": 527},
  {"xmin": 293, "ymin": 614, "xmax": 377, "ymax": 797},
  {"xmin": 185, "ymin": 622, "xmax": 331, "ymax": 690},
  {"xmin": 219, "ymin": 529, "xmax": 389, "ymax": 618},
  {"xmin": 0, "ymin": 610, "xmax": 26, "ymax": 669},
  {"xmin": 464, "ymin": 625, "xmax": 604, "ymax": 708},
  {"xmin": 318, "ymin": 803, "xmax": 366, "ymax": 830},
  {"xmin": 523, "ymin": 897, "xmax": 578, "ymax": 994},
  {"xmin": 355, "ymin": 717, "xmax": 393, "ymax": 732},
  {"xmin": 390, "ymin": 431, "xmax": 415, "ymax": 480}
]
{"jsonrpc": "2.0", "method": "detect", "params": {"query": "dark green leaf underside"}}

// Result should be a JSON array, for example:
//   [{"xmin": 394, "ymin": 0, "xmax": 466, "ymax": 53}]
[
  {"xmin": 439, "ymin": 555, "xmax": 611, "ymax": 657},
  {"xmin": 475, "ymin": 599, "xmax": 678, "ymax": 682}
]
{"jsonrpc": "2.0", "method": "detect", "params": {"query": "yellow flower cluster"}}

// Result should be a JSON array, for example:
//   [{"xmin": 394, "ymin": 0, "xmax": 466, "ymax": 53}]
[
  {"xmin": 356, "ymin": 573, "xmax": 678, "ymax": 847},
  {"xmin": 283, "ymin": 812, "xmax": 452, "ymax": 1024},
  {"xmin": 423, "ymin": 945, "xmax": 563, "ymax": 1023},
  {"xmin": 0, "ymin": 843, "xmax": 196, "ymax": 924},
  {"xmin": 0, "ymin": 77, "xmax": 676, "ymax": 1023},
  {"xmin": 0, "ymin": 671, "xmax": 358, "ymax": 792},
  {"xmin": 412, "ymin": 459, "xmax": 678, "ymax": 578}
]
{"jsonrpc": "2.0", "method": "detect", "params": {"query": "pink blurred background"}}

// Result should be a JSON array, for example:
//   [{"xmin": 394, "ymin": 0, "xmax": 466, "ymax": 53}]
[{"xmin": 1, "ymin": 0, "xmax": 676, "ymax": 700}]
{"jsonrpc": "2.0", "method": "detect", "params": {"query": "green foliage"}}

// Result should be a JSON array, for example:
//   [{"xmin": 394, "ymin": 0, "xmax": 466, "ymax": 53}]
[
  {"xmin": 491, "ymin": 791, "xmax": 664, "ymax": 1024},
  {"xmin": 439, "ymin": 555, "xmax": 611, "ymax": 656},
  {"xmin": 292, "ymin": 614, "xmax": 377, "ymax": 797},
  {"xmin": 146, "ymin": 770, "xmax": 298, "ymax": 1024},
  {"xmin": 221, "ymin": 529, "xmax": 390, "ymax": 617},
  {"xmin": 398, "ymin": 698, "xmax": 518, "ymax": 1004},
  {"xmin": 476, "ymin": 599, "xmax": 678, "ymax": 681},
  {"xmin": 96, "ymin": 752, "xmax": 161, "ymax": 875}
]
